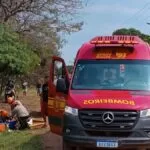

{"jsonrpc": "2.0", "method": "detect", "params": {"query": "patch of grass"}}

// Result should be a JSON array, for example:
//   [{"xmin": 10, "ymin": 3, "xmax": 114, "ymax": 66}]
[{"xmin": 0, "ymin": 131, "xmax": 42, "ymax": 150}]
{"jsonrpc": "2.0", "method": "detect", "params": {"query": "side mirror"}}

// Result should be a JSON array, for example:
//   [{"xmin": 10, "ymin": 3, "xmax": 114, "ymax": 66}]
[{"xmin": 56, "ymin": 78, "xmax": 67, "ymax": 93}]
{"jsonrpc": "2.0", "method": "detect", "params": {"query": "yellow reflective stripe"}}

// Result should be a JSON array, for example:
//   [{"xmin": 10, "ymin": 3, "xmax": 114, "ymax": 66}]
[
  {"xmin": 59, "ymin": 101, "xmax": 66, "ymax": 110},
  {"xmin": 48, "ymin": 100, "xmax": 54, "ymax": 105},
  {"xmin": 48, "ymin": 97, "xmax": 66, "ymax": 110},
  {"xmin": 48, "ymin": 97, "xmax": 55, "ymax": 108}
]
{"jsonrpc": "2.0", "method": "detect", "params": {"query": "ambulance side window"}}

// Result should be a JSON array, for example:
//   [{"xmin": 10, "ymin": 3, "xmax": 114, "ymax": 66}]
[
  {"xmin": 53, "ymin": 61, "xmax": 63, "ymax": 86},
  {"xmin": 53, "ymin": 60, "xmax": 69, "ymax": 89}
]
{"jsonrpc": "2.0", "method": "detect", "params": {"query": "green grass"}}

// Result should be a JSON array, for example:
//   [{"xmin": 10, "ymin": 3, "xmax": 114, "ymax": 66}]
[{"xmin": 0, "ymin": 131, "xmax": 42, "ymax": 150}]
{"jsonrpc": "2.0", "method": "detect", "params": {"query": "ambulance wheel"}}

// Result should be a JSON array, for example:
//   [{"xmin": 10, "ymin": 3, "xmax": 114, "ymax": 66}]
[{"xmin": 63, "ymin": 141, "xmax": 81, "ymax": 150}]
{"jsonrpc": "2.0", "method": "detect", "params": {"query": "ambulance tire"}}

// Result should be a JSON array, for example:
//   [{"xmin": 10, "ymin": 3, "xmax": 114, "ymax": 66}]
[{"xmin": 63, "ymin": 141, "xmax": 81, "ymax": 150}]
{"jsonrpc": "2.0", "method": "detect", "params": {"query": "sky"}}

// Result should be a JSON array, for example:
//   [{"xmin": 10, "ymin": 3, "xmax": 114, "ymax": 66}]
[{"xmin": 61, "ymin": 0, "xmax": 150, "ymax": 65}]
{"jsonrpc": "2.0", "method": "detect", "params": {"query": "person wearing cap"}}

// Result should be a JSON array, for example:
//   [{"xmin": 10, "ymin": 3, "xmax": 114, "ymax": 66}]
[{"xmin": 7, "ymin": 97, "xmax": 30, "ymax": 130}]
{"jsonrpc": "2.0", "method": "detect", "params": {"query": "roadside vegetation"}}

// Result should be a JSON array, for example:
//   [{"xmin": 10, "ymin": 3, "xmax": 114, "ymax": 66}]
[{"xmin": 0, "ymin": 131, "xmax": 42, "ymax": 150}]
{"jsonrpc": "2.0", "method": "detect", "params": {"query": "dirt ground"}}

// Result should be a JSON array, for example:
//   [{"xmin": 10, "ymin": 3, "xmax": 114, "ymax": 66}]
[{"xmin": 0, "ymin": 89, "xmax": 143, "ymax": 150}]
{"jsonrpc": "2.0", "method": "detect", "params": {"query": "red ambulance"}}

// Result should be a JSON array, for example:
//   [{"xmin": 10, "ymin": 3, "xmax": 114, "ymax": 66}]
[{"xmin": 48, "ymin": 36, "xmax": 150, "ymax": 150}]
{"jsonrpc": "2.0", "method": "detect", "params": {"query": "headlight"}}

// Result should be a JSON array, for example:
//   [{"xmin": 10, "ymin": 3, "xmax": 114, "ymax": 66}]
[
  {"xmin": 140, "ymin": 109, "xmax": 150, "ymax": 117},
  {"xmin": 65, "ymin": 106, "xmax": 78, "ymax": 116}
]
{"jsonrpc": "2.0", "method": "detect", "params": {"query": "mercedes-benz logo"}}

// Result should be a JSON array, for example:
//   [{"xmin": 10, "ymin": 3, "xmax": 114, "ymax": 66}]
[{"xmin": 102, "ymin": 112, "xmax": 114, "ymax": 124}]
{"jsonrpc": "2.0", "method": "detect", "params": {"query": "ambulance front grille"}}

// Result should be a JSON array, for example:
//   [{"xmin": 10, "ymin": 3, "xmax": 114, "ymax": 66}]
[{"xmin": 79, "ymin": 110, "xmax": 139, "ymax": 130}]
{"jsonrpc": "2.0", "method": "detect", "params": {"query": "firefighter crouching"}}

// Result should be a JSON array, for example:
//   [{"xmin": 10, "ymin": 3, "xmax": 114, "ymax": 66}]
[{"xmin": 7, "ymin": 96, "xmax": 30, "ymax": 130}]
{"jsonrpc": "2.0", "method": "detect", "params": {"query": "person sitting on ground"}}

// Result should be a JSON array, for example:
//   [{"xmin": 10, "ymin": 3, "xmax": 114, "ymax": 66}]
[{"xmin": 7, "ymin": 97, "xmax": 30, "ymax": 130}]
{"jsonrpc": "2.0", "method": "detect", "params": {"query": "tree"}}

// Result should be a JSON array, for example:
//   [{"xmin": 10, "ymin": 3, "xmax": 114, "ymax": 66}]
[
  {"xmin": 0, "ymin": 0, "xmax": 84, "ymax": 32},
  {"xmin": 0, "ymin": 0, "xmax": 33, "ymax": 22},
  {"xmin": 0, "ymin": 0, "xmax": 85, "ymax": 55},
  {"xmin": 0, "ymin": 24, "xmax": 40, "ymax": 94},
  {"xmin": 0, "ymin": 0, "xmax": 87, "ymax": 85},
  {"xmin": 67, "ymin": 65, "xmax": 73, "ymax": 74},
  {"xmin": 0, "ymin": 0, "xmax": 85, "ymax": 79},
  {"xmin": 113, "ymin": 28, "xmax": 150, "ymax": 43}
]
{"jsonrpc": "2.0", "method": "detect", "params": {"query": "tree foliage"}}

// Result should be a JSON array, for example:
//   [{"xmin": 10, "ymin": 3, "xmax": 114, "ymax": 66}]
[
  {"xmin": 0, "ymin": 0, "xmax": 33, "ymax": 22},
  {"xmin": 0, "ymin": 0, "xmax": 83, "ymax": 33},
  {"xmin": 0, "ymin": 0, "xmax": 84, "ymax": 52},
  {"xmin": 0, "ymin": 24, "xmax": 40, "ymax": 95},
  {"xmin": 0, "ymin": 24, "xmax": 39, "ymax": 75},
  {"xmin": 0, "ymin": 0, "xmax": 85, "ymax": 80},
  {"xmin": 67, "ymin": 65, "xmax": 73, "ymax": 74},
  {"xmin": 0, "ymin": 0, "xmax": 87, "ymax": 90},
  {"xmin": 113, "ymin": 28, "xmax": 150, "ymax": 43}
]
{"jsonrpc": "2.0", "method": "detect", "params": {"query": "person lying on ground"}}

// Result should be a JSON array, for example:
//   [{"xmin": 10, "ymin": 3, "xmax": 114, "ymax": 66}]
[{"xmin": 7, "ymin": 97, "xmax": 30, "ymax": 130}]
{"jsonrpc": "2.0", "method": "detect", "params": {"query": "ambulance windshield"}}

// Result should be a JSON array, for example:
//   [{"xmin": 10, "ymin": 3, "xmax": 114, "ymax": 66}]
[{"xmin": 72, "ymin": 60, "xmax": 150, "ymax": 91}]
